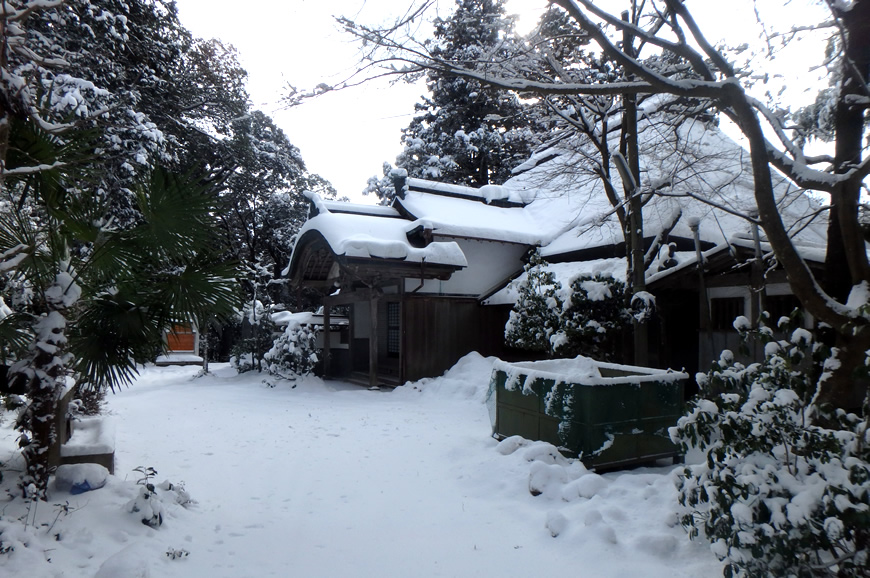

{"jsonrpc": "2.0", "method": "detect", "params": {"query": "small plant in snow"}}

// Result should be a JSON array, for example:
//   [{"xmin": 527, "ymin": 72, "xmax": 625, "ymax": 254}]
[
  {"xmin": 133, "ymin": 466, "xmax": 157, "ymax": 486},
  {"xmin": 166, "ymin": 547, "xmax": 189, "ymax": 560},
  {"xmin": 263, "ymin": 320, "xmax": 319, "ymax": 380},
  {"xmin": 127, "ymin": 468, "xmax": 194, "ymax": 528},
  {"xmin": 127, "ymin": 482, "xmax": 164, "ymax": 528},
  {"xmin": 46, "ymin": 500, "xmax": 75, "ymax": 538},
  {"xmin": 670, "ymin": 315, "xmax": 870, "ymax": 577}
]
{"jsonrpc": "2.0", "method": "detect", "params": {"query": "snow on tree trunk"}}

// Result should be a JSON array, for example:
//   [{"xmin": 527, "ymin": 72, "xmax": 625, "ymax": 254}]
[{"xmin": 13, "ymin": 268, "xmax": 79, "ymax": 499}]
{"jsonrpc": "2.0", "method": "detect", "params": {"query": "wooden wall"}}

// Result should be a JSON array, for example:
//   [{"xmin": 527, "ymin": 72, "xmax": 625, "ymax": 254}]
[
  {"xmin": 402, "ymin": 297, "xmax": 480, "ymax": 382},
  {"xmin": 401, "ymin": 297, "xmax": 542, "ymax": 382}
]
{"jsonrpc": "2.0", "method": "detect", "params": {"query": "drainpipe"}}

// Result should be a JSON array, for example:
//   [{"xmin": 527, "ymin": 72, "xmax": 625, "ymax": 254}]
[{"xmin": 411, "ymin": 257, "xmax": 427, "ymax": 293}]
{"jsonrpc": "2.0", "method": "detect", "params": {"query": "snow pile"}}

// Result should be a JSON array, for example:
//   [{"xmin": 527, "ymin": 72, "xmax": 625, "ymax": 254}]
[
  {"xmin": 59, "ymin": 416, "xmax": 116, "ymax": 458},
  {"xmin": 394, "ymin": 351, "xmax": 495, "ymax": 402},
  {"xmin": 54, "ymin": 463, "xmax": 109, "ymax": 494},
  {"xmin": 0, "ymin": 296, "xmax": 12, "ymax": 320}
]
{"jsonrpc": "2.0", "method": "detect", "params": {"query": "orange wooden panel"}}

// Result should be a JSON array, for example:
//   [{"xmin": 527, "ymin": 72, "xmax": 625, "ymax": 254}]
[{"xmin": 167, "ymin": 324, "xmax": 195, "ymax": 352}]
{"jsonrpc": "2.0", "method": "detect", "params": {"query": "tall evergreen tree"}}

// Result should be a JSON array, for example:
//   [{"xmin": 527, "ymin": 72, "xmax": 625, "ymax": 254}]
[
  {"xmin": 396, "ymin": 0, "xmax": 541, "ymax": 188},
  {"xmin": 0, "ymin": 0, "xmax": 327, "ymax": 494},
  {"xmin": 11, "ymin": 1, "xmax": 328, "ymax": 279}
]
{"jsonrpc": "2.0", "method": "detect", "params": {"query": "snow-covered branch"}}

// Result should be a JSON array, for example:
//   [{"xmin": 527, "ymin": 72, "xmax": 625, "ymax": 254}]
[
  {"xmin": 1, "ymin": 0, "xmax": 66, "ymax": 24},
  {"xmin": 2, "ymin": 161, "xmax": 67, "ymax": 175}
]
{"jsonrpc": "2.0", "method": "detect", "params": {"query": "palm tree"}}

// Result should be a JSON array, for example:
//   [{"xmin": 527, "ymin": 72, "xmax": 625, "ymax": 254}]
[{"xmin": 0, "ymin": 117, "xmax": 240, "ymax": 498}]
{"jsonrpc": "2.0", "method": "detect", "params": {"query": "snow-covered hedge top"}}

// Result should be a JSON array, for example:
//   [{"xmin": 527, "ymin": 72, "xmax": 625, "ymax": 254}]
[
  {"xmin": 492, "ymin": 356, "xmax": 688, "ymax": 387},
  {"xmin": 271, "ymin": 310, "xmax": 349, "ymax": 327},
  {"xmin": 295, "ymin": 202, "xmax": 467, "ymax": 267},
  {"xmin": 484, "ymin": 258, "xmax": 626, "ymax": 306}
]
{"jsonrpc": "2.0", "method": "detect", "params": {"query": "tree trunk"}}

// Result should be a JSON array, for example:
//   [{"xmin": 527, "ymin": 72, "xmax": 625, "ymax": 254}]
[
  {"xmin": 621, "ymin": 10, "xmax": 648, "ymax": 366},
  {"xmin": 817, "ymin": 330, "xmax": 870, "ymax": 412},
  {"xmin": 201, "ymin": 319, "xmax": 210, "ymax": 374},
  {"xmin": 14, "ymin": 311, "xmax": 70, "ymax": 499},
  {"xmin": 722, "ymin": 73, "xmax": 868, "ymax": 412},
  {"xmin": 818, "ymin": 0, "xmax": 870, "ymax": 411},
  {"xmin": 827, "ymin": 0, "xmax": 870, "ymax": 303}
]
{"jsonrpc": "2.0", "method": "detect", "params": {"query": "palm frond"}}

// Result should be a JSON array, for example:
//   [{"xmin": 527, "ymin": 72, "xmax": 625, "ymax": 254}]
[
  {"xmin": 0, "ymin": 312, "xmax": 33, "ymax": 363},
  {"xmin": 68, "ymin": 292, "xmax": 167, "ymax": 391},
  {"xmin": 133, "ymin": 169, "xmax": 222, "ymax": 257},
  {"xmin": 150, "ymin": 259, "xmax": 240, "ymax": 325},
  {"xmin": 4, "ymin": 116, "xmax": 100, "ymax": 211}
]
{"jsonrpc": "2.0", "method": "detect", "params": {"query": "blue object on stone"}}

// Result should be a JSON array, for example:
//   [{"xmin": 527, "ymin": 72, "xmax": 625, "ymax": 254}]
[
  {"xmin": 71, "ymin": 480, "xmax": 98, "ymax": 494},
  {"xmin": 55, "ymin": 463, "xmax": 109, "ymax": 494}
]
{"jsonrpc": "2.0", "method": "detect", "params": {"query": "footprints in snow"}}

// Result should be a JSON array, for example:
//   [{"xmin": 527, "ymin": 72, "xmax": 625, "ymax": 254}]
[{"xmin": 497, "ymin": 435, "xmax": 685, "ymax": 556}]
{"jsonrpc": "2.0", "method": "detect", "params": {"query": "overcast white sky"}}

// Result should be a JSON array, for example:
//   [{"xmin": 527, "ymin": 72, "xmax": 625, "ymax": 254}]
[
  {"xmin": 173, "ymin": 0, "xmax": 827, "ymax": 204},
  {"xmin": 173, "ymin": 0, "xmax": 446, "ymax": 203}
]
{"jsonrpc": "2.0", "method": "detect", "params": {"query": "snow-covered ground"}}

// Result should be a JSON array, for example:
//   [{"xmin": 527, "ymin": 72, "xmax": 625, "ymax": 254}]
[{"xmin": 0, "ymin": 354, "xmax": 723, "ymax": 577}]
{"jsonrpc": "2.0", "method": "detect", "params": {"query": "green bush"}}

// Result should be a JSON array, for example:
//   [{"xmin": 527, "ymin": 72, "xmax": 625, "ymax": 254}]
[
  {"xmin": 505, "ymin": 251, "xmax": 562, "ymax": 353},
  {"xmin": 263, "ymin": 321, "xmax": 319, "ymax": 380},
  {"xmin": 670, "ymin": 315, "xmax": 870, "ymax": 577},
  {"xmin": 229, "ymin": 301, "xmax": 275, "ymax": 373},
  {"xmin": 505, "ymin": 251, "xmax": 629, "ymax": 362}
]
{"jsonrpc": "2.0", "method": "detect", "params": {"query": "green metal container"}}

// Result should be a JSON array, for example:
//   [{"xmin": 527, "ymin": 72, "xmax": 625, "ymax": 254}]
[{"xmin": 488, "ymin": 357, "xmax": 687, "ymax": 470}]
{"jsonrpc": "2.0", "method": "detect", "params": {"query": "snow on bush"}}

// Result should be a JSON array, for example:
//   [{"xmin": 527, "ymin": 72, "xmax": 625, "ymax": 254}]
[
  {"xmin": 263, "ymin": 320, "xmax": 319, "ymax": 380},
  {"xmin": 670, "ymin": 316, "xmax": 870, "ymax": 577},
  {"xmin": 126, "ymin": 467, "xmax": 193, "ymax": 528},
  {"xmin": 505, "ymin": 251, "xmax": 630, "ymax": 362},
  {"xmin": 230, "ymin": 300, "xmax": 276, "ymax": 373}
]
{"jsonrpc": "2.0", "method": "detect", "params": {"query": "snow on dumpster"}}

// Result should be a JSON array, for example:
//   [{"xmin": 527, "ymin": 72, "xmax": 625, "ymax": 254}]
[{"xmin": 487, "ymin": 356, "xmax": 688, "ymax": 470}]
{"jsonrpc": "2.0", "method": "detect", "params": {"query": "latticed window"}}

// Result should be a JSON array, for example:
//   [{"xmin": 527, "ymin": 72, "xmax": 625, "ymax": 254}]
[
  {"xmin": 766, "ymin": 294, "xmax": 802, "ymax": 324},
  {"xmin": 711, "ymin": 297, "xmax": 745, "ymax": 331},
  {"xmin": 387, "ymin": 302, "xmax": 400, "ymax": 357}
]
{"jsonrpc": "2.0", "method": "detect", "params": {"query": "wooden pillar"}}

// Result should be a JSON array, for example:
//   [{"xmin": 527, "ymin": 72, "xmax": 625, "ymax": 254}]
[
  {"xmin": 369, "ymin": 293, "xmax": 379, "ymax": 388},
  {"xmin": 322, "ymin": 304, "xmax": 332, "ymax": 378}
]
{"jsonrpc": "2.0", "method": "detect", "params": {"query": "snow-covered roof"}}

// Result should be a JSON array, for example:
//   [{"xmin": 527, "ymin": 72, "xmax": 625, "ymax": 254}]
[
  {"xmin": 294, "ymin": 206, "xmax": 467, "ymax": 267},
  {"xmin": 645, "ymin": 236, "xmax": 826, "ymax": 286},
  {"xmin": 406, "ymin": 177, "xmax": 532, "ymax": 205},
  {"xmin": 320, "ymin": 199, "xmax": 403, "ymax": 219},
  {"xmin": 396, "ymin": 190, "xmax": 568, "ymax": 245},
  {"xmin": 290, "ymin": 112, "xmax": 827, "ymax": 297},
  {"xmin": 504, "ymin": 116, "xmax": 827, "ymax": 258}
]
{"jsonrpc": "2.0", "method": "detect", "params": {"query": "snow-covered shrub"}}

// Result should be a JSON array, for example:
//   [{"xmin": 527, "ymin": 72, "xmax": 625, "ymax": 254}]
[
  {"xmin": 229, "ymin": 300, "xmax": 276, "ymax": 373},
  {"xmin": 555, "ymin": 274, "xmax": 630, "ymax": 362},
  {"xmin": 506, "ymin": 251, "xmax": 630, "ymax": 362},
  {"xmin": 263, "ymin": 320, "xmax": 319, "ymax": 380},
  {"xmin": 72, "ymin": 385, "xmax": 105, "ymax": 416},
  {"xmin": 505, "ymin": 251, "xmax": 562, "ymax": 353},
  {"xmin": 671, "ymin": 317, "xmax": 870, "ymax": 577},
  {"xmin": 126, "ymin": 467, "xmax": 193, "ymax": 528}
]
